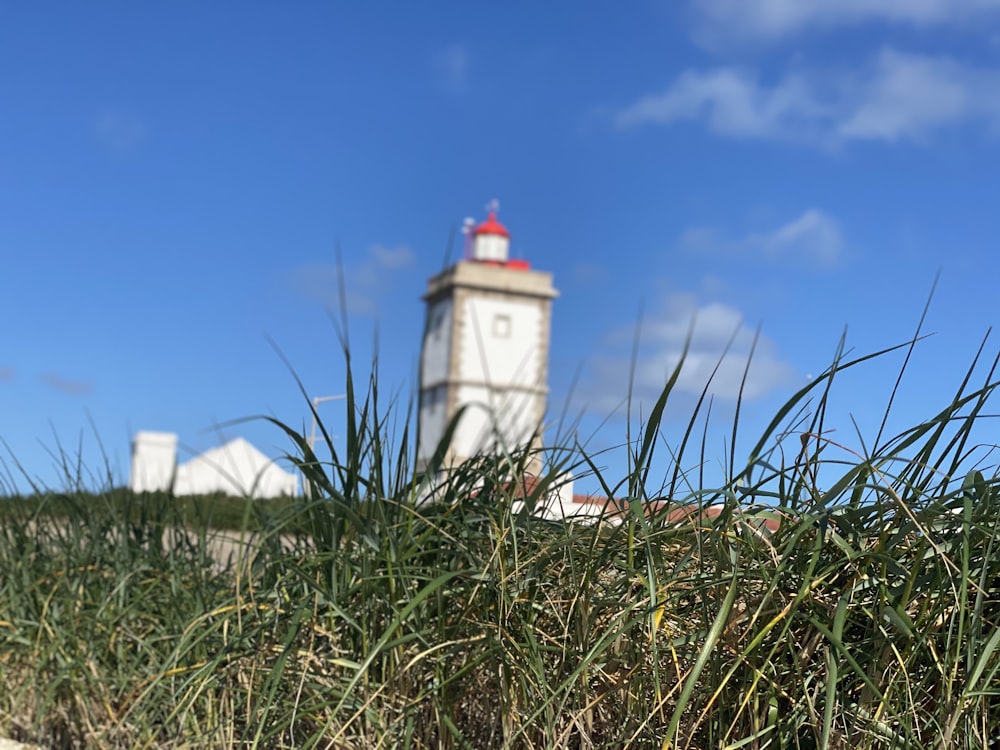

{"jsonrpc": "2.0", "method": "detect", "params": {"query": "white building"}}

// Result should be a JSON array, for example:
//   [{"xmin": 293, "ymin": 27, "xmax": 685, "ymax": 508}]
[
  {"xmin": 129, "ymin": 431, "xmax": 298, "ymax": 497},
  {"xmin": 129, "ymin": 431, "xmax": 178, "ymax": 493},
  {"xmin": 417, "ymin": 204, "xmax": 558, "ymax": 476}
]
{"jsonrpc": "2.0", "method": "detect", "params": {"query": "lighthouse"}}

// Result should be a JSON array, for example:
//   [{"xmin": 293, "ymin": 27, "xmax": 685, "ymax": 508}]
[{"xmin": 417, "ymin": 202, "xmax": 558, "ymax": 476}]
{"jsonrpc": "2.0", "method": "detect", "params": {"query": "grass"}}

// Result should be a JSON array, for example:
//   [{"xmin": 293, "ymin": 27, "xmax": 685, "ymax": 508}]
[
  {"xmin": 3, "ymin": 330, "xmax": 1000, "ymax": 748},
  {"xmin": 0, "ymin": 491, "xmax": 296, "ymax": 532}
]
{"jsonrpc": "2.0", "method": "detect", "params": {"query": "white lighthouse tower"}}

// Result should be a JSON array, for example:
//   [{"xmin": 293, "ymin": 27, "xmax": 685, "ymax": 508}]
[{"xmin": 418, "ymin": 202, "xmax": 558, "ymax": 475}]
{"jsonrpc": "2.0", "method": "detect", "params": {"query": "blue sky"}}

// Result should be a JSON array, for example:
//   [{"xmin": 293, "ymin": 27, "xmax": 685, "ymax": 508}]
[{"xmin": 4, "ymin": 2, "xmax": 1000, "ymax": 495}]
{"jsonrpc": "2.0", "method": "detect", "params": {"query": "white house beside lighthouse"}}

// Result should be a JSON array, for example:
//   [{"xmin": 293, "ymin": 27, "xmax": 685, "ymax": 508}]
[{"xmin": 417, "ymin": 203, "xmax": 558, "ymax": 475}]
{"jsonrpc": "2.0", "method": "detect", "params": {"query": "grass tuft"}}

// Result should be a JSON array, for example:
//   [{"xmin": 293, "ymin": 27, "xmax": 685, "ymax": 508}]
[{"xmin": 2, "ymin": 332, "xmax": 1000, "ymax": 748}]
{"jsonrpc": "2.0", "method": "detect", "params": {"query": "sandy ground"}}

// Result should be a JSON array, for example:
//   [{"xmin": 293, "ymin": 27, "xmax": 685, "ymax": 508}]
[
  {"xmin": 201, "ymin": 528, "xmax": 300, "ymax": 570},
  {"xmin": 202, "ymin": 527, "xmax": 266, "ymax": 569},
  {"xmin": 0, "ymin": 740, "xmax": 41, "ymax": 750}
]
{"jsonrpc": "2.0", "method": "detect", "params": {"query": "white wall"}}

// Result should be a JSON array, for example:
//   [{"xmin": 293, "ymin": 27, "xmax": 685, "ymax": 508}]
[
  {"xmin": 417, "ymin": 385, "xmax": 449, "ymax": 463},
  {"xmin": 418, "ymin": 298, "xmax": 453, "ymax": 465},
  {"xmin": 453, "ymin": 383, "xmax": 539, "ymax": 460},
  {"xmin": 129, "ymin": 431, "xmax": 178, "ymax": 493},
  {"xmin": 458, "ymin": 297, "xmax": 542, "ymax": 386},
  {"xmin": 420, "ymin": 298, "xmax": 453, "ymax": 386}
]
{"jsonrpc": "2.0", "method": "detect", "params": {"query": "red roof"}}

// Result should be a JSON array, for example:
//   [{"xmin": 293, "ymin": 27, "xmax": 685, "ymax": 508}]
[
  {"xmin": 496, "ymin": 474, "xmax": 794, "ymax": 534},
  {"xmin": 487, "ymin": 475, "xmax": 785, "ymax": 532},
  {"xmin": 474, "ymin": 212, "xmax": 510, "ymax": 238},
  {"xmin": 571, "ymin": 494, "xmax": 785, "ymax": 531}
]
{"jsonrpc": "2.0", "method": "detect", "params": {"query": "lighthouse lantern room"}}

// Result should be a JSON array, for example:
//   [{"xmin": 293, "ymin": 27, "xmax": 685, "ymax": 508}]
[
  {"xmin": 471, "ymin": 205, "xmax": 511, "ymax": 263},
  {"xmin": 418, "ymin": 201, "xmax": 557, "ymax": 475}
]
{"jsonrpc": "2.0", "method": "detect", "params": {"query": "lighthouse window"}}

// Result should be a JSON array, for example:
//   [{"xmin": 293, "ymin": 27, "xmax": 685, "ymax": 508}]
[
  {"xmin": 431, "ymin": 308, "xmax": 445, "ymax": 339},
  {"xmin": 493, "ymin": 314, "xmax": 511, "ymax": 338},
  {"xmin": 426, "ymin": 388, "xmax": 443, "ymax": 412}
]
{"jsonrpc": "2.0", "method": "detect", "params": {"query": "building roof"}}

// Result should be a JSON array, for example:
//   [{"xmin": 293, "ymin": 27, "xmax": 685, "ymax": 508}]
[
  {"xmin": 495, "ymin": 474, "xmax": 784, "ymax": 531},
  {"xmin": 174, "ymin": 437, "xmax": 297, "ymax": 497},
  {"xmin": 569, "ymin": 494, "xmax": 782, "ymax": 531},
  {"xmin": 473, "ymin": 211, "xmax": 510, "ymax": 238}
]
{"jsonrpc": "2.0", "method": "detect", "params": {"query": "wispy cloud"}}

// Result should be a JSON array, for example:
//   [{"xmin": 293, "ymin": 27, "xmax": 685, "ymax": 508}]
[
  {"xmin": 0, "ymin": 367, "xmax": 15, "ymax": 383},
  {"xmin": 289, "ymin": 243, "xmax": 417, "ymax": 315},
  {"xmin": 433, "ymin": 44, "xmax": 469, "ymax": 93},
  {"xmin": 583, "ymin": 293, "xmax": 797, "ymax": 414},
  {"xmin": 836, "ymin": 51, "xmax": 997, "ymax": 141},
  {"xmin": 615, "ymin": 50, "xmax": 1000, "ymax": 146},
  {"xmin": 691, "ymin": 0, "xmax": 1000, "ymax": 42},
  {"xmin": 616, "ymin": 66, "xmax": 826, "ymax": 140},
  {"xmin": 680, "ymin": 209, "xmax": 844, "ymax": 268},
  {"xmin": 93, "ymin": 111, "xmax": 148, "ymax": 154},
  {"xmin": 40, "ymin": 373, "xmax": 94, "ymax": 396}
]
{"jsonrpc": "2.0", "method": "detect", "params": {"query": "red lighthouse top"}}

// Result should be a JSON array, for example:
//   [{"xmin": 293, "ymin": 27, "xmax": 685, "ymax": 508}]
[
  {"xmin": 466, "ymin": 199, "xmax": 529, "ymax": 269},
  {"xmin": 473, "ymin": 211, "xmax": 510, "ymax": 238}
]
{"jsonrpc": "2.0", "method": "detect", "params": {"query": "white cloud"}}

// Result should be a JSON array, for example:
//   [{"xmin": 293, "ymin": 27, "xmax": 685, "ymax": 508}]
[
  {"xmin": 290, "ymin": 244, "xmax": 416, "ymax": 315},
  {"xmin": 837, "ymin": 50, "xmax": 996, "ymax": 141},
  {"xmin": 616, "ymin": 49, "xmax": 1000, "ymax": 145},
  {"xmin": 691, "ymin": 0, "xmax": 1000, "ymax": 41},
  {"xmin": 680, "ymin": 209, "xmax": 844, "ymax": 268},
  {"xmin": 616, "ymin": 67, "xmax": 828, "ymax": 140},
  {"xmin": 584, "ymin": 294, "xmax": 797, "ymax": 414}
]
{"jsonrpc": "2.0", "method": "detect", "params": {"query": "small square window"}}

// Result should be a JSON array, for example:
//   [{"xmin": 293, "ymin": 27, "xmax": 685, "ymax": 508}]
[{"xmin": 493, "ymin": 314, "xmax": 511, "ymax": 338}]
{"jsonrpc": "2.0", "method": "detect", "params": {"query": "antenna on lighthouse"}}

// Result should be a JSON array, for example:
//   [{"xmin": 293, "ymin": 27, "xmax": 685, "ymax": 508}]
[
  {"xmin": 462, "ymin": 217, "xmax": 475, "ymax": 259},
  {"xmin": 486, "ymin": 198, "xmax": 500, "ymax": 215}
]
